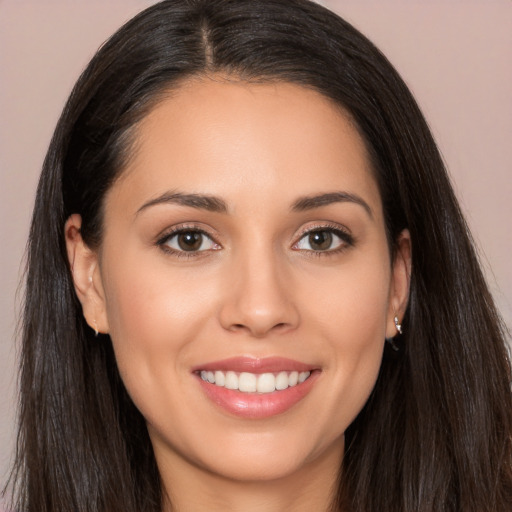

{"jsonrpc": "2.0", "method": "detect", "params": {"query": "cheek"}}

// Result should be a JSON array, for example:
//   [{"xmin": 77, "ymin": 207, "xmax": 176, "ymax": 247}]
[
  {"xmin": 100, "ymin": 252, "xmax": 216, "ymax": 403},
  {"xmin": 302, "ymin": 249, "xmax": 391, "ymax": 342},
  {"xmin": 298, "ymin": 252, "xmax": 390, "ymax": 421}
]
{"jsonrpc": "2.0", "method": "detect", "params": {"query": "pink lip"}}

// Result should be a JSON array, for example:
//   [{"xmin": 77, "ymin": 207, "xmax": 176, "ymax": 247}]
[
  {"xmin": 192, "ymin": 357, "xmax": 320, "ymax": 419},
  {"xmin": 191, "ymin": 356, "xmax": 315, "ymax": 374}
]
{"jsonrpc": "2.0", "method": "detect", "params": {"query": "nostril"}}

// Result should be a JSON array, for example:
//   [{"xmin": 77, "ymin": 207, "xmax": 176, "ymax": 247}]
[{"xmin": 228, "ymin": 321, "xmax": 290, "ymax": 336}]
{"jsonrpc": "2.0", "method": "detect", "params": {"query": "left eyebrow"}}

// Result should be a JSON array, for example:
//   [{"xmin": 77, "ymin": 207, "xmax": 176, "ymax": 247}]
[{"xmin": 291, "ymin": 192, "xmax": 373, "ymax": 219}]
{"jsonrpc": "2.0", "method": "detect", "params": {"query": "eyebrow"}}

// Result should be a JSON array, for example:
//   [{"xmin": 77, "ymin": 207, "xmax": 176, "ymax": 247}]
[
  {"xmin": 136, "ymin": 191, "xmax": 228, "ymax": 215},
  {"xmin": 136, "ymin": 190, "xmax": 372, "ymax": 218},
  {"xmin": 291, "ymin": 192, "xmax": 373, "ymax": 218}
]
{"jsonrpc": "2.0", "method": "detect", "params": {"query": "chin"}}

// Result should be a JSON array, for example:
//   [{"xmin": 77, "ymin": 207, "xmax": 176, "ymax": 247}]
[{"xmin": 187, "ymin": 426, "xmax": 345, "ymax": 484}]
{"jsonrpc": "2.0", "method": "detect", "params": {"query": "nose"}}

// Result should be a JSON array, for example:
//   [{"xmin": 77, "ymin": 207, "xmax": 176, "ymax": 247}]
[{"xmin": 218, "ymin": 249, "xmax": 300, "ymax": 338}]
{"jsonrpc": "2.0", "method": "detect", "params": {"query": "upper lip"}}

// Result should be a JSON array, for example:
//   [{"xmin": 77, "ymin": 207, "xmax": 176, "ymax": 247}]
[{"xmin": 192, "ymin": 356, "xmax": 317, "ymax": 374}]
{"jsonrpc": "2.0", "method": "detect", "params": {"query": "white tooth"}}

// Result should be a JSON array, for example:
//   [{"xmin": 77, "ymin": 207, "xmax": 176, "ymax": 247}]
[
  {"xmin": 200, "ymin": 370, "xmax": 208, "ymax": 381},
  {"xmin": 298, "ymin": 371, "xmax": 310, "ymax": 383},
  {"xmin": 288, "ymin": 371, "xmax": 299, "ymax": 387},
  {"xmin": 275, "ymin": 371, "xmax": 289, "ymax": 390},
  {"xmin": 214, "ymin": 370, "xmax": 225, "ymax": 387},
  {"xmin": 239, "ymin": 372, "xmax": 257, "ymax": 392},
  {"xmin": 257, "ymin": 373, "xmax": 276, "ymax": 393},
  {"xmin": 224, "ymin": 371, "xmax": 239, "ymax": 390},
  {"xmin": 207, "ymin": 371, "xmax": 215, "ymax": 383}
]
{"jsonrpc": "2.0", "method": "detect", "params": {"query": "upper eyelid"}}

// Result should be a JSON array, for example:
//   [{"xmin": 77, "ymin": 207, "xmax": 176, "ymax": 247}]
[
  {"xmin": 294, "ymin": 222, "xmax": 352, "ymax": 239},
  {"xmin": 156, "ymin": 223, "xmax": 220, "ymax": 244}
]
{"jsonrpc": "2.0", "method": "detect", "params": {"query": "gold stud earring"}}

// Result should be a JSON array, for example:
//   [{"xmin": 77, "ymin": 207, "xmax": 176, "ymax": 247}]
[{"xmin": 93, "ymin": 319, "xmax": 99, "ymax": 337}]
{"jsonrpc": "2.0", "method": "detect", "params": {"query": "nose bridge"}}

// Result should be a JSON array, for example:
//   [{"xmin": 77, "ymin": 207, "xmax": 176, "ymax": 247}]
[{"xmin": 219, "ymin": 239, "xmax": 299, "ymax": 337}]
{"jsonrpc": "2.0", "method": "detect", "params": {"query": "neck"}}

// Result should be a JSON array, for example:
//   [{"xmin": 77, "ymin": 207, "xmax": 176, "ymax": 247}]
[{"xmin": 156, "ymin": 437, "xmax": 344, "ymax": 512}]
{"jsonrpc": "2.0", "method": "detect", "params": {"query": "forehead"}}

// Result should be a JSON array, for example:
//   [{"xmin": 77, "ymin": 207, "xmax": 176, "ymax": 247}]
[{"xmin": 108, "ymin": 78, "xmax": 382, "ymax": 218}]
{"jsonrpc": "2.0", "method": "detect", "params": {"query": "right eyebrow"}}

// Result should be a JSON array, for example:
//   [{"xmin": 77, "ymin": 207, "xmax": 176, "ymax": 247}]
[{"xmin": 136, "ymin": 191, "xmax": 228, "ymax": 215}]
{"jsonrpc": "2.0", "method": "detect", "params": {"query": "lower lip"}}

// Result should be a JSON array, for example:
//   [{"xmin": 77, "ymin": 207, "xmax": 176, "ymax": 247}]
[{"xmin": 196, "ymin": 371, "xmax": 319, "ymax": 419}]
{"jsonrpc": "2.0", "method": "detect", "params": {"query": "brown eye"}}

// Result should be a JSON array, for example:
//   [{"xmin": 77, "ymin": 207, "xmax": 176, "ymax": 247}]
[
  {"xmin": 308, "ymin": 231, "xmax": 333, "ymax": 251},
  {"xmin": 294, "ymin": 228, "xmax": 351, "ymax": 253},
  {"xmin": 162, "ymin": 230, "xmax": 218, "ymax": 253},
  {"xmin": 177, "ymin": 232, "xmax": 203, "ymax": 251}
]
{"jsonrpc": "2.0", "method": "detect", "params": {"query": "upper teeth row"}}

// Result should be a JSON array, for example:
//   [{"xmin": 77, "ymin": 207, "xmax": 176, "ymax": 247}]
[{"xmin": 200, "ymin": 370, "xmax": 311, "ymax": 394}]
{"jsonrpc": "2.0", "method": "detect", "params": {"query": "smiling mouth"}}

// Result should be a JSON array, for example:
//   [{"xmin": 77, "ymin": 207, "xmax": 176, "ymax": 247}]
[
  {"xmin": 199, "ymin": 370, "xmax": 312, "ymax": 394},
  {"xmin": 194, "ymin": 358, "xmax": 319, "ymax": 418}
]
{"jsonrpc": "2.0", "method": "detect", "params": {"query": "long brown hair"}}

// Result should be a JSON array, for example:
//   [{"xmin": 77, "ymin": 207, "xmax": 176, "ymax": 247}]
[{"xmin": 6, "ymin": 1, "xmax": 512, "ymax": 510}]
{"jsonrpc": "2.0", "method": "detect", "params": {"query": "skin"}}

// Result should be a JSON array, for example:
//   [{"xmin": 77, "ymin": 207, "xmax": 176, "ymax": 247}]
[{"xmin": 66, "ymin": 79, "xmax": 411, "ymax": 512}]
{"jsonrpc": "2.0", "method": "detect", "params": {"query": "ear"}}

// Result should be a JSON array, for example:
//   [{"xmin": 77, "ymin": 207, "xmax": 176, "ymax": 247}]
[
  {"xmin": 65, "ymin": 214, "xmax": 109, "ymax": 335},
  {"xmin": 386, "ymin": 229, "xmax": 412, "ymax": 339}
]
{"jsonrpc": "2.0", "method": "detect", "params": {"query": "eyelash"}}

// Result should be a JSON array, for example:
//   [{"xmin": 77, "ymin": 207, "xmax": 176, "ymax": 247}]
[
  {"xmin": 156, "ymin": 224, "xmax": 220, "ymax": 259},
  {"xmin": 292, "ymin": 223, "xmax": 354, "ymax": 257},
  {"xmin": 156, "ymin": 223, "xmax": 355, "ymax": 259}
]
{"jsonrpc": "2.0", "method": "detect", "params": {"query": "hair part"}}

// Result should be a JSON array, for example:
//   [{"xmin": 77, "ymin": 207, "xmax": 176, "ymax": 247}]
[{"xmin": 6, "ymin": 1, "xmax": 512, "ymax": 511}]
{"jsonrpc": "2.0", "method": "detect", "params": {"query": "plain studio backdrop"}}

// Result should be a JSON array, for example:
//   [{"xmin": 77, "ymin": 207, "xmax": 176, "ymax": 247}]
[{"xmin": 0, "ymin": 0, "xmax": 510, "ymax": 492}]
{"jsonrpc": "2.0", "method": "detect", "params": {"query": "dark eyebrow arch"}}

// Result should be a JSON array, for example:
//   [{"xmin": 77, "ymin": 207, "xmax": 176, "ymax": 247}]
[
  {"xmin": 291, "ymin": 192, "xmax": 373, "ymax": 218},
  {"xmin": 136, "ymin": 191, "xmax": 228, "ymax": 215}
]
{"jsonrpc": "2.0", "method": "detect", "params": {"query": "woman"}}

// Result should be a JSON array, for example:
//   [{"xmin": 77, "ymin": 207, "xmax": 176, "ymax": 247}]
[{"xmin": 5, "ymin": 0, "xmax": 512, "ymax": 510}]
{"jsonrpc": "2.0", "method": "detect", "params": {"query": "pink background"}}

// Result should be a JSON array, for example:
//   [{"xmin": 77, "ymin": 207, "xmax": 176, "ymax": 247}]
[{"xmin": 1, "ymin": 0, "xmax": 511, "ymax": 494}]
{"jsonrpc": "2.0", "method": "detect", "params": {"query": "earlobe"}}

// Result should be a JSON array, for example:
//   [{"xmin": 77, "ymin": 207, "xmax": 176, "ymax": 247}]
[
  {"xmin": 64, "ymin": 214, "xmax": 109, "ymax": 335},
  {"xmin": 386, "ymin": 229, "xmax": 412, "ymax": 339}
]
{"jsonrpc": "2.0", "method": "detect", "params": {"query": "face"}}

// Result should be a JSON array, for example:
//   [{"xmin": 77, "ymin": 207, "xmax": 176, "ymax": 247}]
[{"xmin": 67, "ymin": 79, "xmax": 410, "ymax": 485}]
